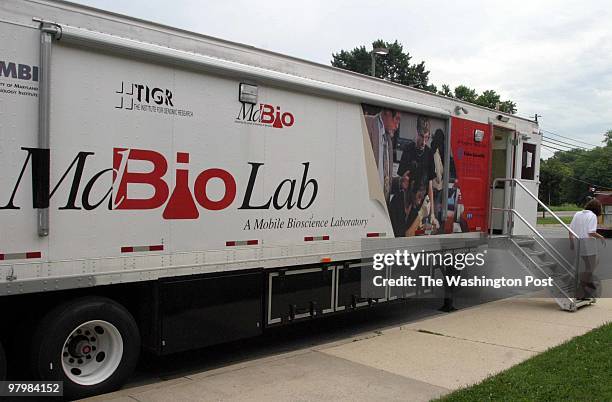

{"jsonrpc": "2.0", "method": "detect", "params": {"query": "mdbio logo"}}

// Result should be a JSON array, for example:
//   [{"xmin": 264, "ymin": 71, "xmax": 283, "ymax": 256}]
[
  {"xmin": 0, "ymin": 147, "xmax": 319, "ymax": 221},
  {"xmin": 235, "ymin": 102, "xmax": 295, "ymax": 129}
]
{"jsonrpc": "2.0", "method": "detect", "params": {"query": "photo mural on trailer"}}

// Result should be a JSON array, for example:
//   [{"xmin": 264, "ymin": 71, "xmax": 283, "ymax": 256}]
[{"xmin": 362, "ymin": 104, "xmax": 468, "ymax": 237}]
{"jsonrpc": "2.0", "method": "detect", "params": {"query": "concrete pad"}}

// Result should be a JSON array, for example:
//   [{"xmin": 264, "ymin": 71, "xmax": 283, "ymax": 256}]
[
  {"xmin": 398, "ymin": 302, "xmax": 591, "ymax": 352},
  {"xmin": 83, "ymin": 397, "xmax": 136, "ymax": 402},
  {"xmin": 83, "ymin": 290, "xmax": 612, "ymax": 401},
  {"xmin": 592, "ymin": 296, "xmax": 612, "ymax": 310},
  {"xmin": 124, "ymin": 351, "xmax": 447, "ymax": 402},
  {"xmin": 321, "ymin": 329, "xmax": 535, "ymax": 391},
  {"xmin": 473, "ymin": 297, "xmax": 612, "ymax": 329},
  {"xmin": 82, "ymin": 377, "xmax": 192, "ymax": 401}
]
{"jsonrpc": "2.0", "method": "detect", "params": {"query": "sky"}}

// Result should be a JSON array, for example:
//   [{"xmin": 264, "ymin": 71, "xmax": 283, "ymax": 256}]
[{"xmin": 72, "ymin": 0, "xmax": 612, "ymax": 158}]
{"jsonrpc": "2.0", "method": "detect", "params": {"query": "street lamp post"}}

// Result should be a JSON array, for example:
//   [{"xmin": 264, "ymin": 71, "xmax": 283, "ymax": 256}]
[{"xmin": 371, "ymin": 47, "xmax": 389, "ymax": 77}]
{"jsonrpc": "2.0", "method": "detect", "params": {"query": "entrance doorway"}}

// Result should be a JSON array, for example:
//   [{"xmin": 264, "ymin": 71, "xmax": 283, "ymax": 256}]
[{"xmin": 490, "ymin": 127, "xmax": 515, "ymax": 234}]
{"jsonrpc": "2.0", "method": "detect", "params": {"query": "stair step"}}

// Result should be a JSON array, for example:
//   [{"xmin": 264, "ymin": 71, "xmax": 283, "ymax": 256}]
[
  {"xmin": 574, "ymin": 298, "xmax": 596, "ymax": 308},
  {"xmin": 550, "ymin": 274, "xmax": 570, "ymax": 282},
  {"xmin": 527, "ymin": 250, "xmax": 546, "ymax": 257},
  {"xmin": 539, "ymin": 261, "xmax": 557, "ymax": 270},
  {"xmin": 515, "ymin": 239, "xmax": 536, "ymax": 247}
]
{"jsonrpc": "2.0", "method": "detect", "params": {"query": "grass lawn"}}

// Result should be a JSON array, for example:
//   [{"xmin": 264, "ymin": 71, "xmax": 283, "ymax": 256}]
[
  {"xmin": 537, "ymin": 216, "xmax": 573, "ymax": 225},
  {"xmin": 436, "ymin": 322, "xmax": 612, "ymax": 402},
  {"xmin": 548, "ymin": 203, "xmax": 581, "ymax": 212}
]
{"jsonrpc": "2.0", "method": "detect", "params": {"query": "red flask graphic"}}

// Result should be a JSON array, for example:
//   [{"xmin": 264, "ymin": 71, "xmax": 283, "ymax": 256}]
[
  {"xmin": 163, "ymin": 152, "xmax": 199, "ymax": 219},
  {"xmin": 272, "ymin": 107, "xmax": 283, "ymax": 128}
]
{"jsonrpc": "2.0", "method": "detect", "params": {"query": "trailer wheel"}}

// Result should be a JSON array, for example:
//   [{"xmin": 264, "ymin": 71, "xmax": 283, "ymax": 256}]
[
  {"xmin": 30, "ymin": 297, "xmax": 140, "ymax": 399},
  {"xmin": 0, "ymin": 340, "xmax": 6, "ymax": 380}
]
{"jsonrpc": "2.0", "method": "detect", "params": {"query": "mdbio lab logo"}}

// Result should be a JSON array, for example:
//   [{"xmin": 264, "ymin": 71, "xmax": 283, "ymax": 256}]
[
  {"xmin": 114, "ymin": 81, "xmax": 193, "ymax": 117},
  {"xmin": 0, "ymin": 147, "xmax": 319, "ymax": 221},
  {"xmin": 235, "ymin": 102, "xmax": 295, "ymax": 129}
]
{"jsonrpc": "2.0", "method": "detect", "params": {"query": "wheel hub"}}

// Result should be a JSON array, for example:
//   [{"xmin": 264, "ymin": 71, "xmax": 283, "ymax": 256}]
[
  {"xmin": 67, "ymin": 335, "xmax": 92, "ymax": 359},
  {"xmin": 61, "ymin": 320, "xmax": 123, "ymax": 386}
]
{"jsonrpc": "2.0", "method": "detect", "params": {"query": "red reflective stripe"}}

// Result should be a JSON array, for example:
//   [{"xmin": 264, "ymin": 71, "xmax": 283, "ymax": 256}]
[
  {"xmin": 322, "ymin": 235, "xmax": 330, "ymax": 240},
  {"xmin": 246, "ymin": 240, "xmax": 258, "ymax": 245},
  {"xmin": 226, "ymin": 241, "xmax": 236, "ymax": 247},
  {"xmin": 149, "ymin": 245, "xmax": 164, "ymax": 251},
  {"xmin": 0, "ymin": 254, "xmax": 4, "ymax": 261},
  {"xmin": 26, "ymin": 252, "xmax": 42, "ymax": 259},
  {"xmin": 304, "ymin": 236, "xmax": 314, "ymax": 242},
  {"xmin": 366, "ymin": 232, "xmax": 379, "ymax": 237},
  {"xmin": 121, "ymin": 246, "xmax": 134, "ymax": 253}
]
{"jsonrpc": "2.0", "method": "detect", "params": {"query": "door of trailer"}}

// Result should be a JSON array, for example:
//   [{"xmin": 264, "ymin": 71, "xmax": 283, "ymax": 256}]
[
  {"xmin": 449, "ymin": 117, "xmax": 491, "ymax": 234},
  {"xmin": 490, "ymin": 126, "xmax": 539, "ymax": 235},
  {"xmin": 512, "ymin": 133, "xmax": 540, "ymax": 235},
  {"xmin": 490, "ymin": 127, "xmax": 515, "ymax": 234}
]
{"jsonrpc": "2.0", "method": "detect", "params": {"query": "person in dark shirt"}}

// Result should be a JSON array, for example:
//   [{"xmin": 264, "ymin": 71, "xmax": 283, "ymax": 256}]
[
  {"xmin": 396, "ymin": 116, "xmax": 438, "ymax": 236},
  {"xmin": 389, "ymin": 160, "xmax": 416, "ymax": 237}
]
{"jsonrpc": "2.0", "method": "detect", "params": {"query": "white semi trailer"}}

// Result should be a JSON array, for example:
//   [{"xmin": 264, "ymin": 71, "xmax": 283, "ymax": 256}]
[{"xmin": 0, "ymin": 0, "xmax": 547, "ymax": 398}]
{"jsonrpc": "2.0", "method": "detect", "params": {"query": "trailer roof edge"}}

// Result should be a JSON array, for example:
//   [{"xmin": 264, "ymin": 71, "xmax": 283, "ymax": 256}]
[{"xmin": 27, "ymin": 0, "xmax": 536, "ymax": 124}]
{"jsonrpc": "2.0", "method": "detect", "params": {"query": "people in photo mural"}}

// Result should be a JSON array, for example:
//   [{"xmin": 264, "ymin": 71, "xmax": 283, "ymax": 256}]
[
  {"xmin": 364, "ymin": 105, "xmax": 467, "ymax": 237},
  {"xmin": 364, "ymin": 108, "xmax": 403, "ymax": 205}
]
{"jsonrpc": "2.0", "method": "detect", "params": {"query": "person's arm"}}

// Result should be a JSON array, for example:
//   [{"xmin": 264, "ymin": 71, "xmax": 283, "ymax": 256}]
[
  {"xmin": 588, "ymin": 214, "xmax": 605, "ymax": 242},
  {"xmin": 391, "ymin": 176, "xmax": 400, "ymax": 195},
  {"xmin": 433, "ymin": 151, "xmax": 443, "ymax": 190},
  {"xmin": 428, "ymin": 180, "xmax": 440, "ymax": 229},
  {"xmin": 568, "ymin": 213, "xmax": 577, "ymax": 249}
]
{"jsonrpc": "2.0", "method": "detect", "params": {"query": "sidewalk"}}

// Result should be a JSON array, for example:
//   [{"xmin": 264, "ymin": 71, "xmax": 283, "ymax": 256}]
[{"xmin": 85, "ymin": 292, "xmax": 612, "ymax": 402}]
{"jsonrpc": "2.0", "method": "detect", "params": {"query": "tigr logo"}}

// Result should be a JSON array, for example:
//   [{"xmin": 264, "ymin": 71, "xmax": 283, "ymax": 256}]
[
  {"xmin": 236, "ymin": 102, "xmax": 295, "ymax": 129},
  {"xmin": 1, "ymin": 147, "xmax": 318, "ymax": 220},
  {"xmin": 0, "ymin": 61, "xmax": 39, "ymax": 82},
  {"xmin": 116, "ymin": 82, "xmax": 174, "ymax": 110}
]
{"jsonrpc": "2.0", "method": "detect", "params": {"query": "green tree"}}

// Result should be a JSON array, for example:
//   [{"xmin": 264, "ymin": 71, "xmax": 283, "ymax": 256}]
[
  {"xmin": 453, "ymin": 85, "xmax": 478, "ymax": 103},
  {"xmin": 438, "ymin": 84, "xmax": 453, "ymax": 97},
  {"xmin": 539, "ymin": 131, "xmax": 612, "ymax": 205},
  {"xmin": 538, "ymin": 158, "xmax": 573, "ymax": 205},
  {"xmin": 604, "ymin": 129, "xmax": 612, "ymax": 146},
  {"xmin": 330, "ymin": 42, "xmax": 518, "ymax": 113},
  {"xmin": 331, "ymin": 40, "xmax": 435, "ymax": 91},
  {"xmin": 475, "ymin": 89, "xmax": 501, "ymax": 109},
  {"xmin": 498, "ymin": 100, "xmax": 517, "ymax": 114},
  {"xmin": 474, "ymin": 90, "xmax": 517, "ymax": 114}
]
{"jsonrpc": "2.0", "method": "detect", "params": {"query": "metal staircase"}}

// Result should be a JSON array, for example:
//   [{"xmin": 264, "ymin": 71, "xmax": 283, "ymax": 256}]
[{"xmin": 488, "ymin": 179, "xmax": 595, "ymax": 312}]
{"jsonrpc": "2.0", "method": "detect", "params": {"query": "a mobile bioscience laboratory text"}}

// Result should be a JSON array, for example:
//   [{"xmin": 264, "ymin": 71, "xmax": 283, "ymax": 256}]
[{"xmin": 371, "ymin": 249, "xmax": 554, "ymax": 289}]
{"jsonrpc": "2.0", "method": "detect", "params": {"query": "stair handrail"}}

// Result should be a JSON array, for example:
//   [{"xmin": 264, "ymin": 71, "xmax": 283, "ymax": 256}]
[
  {"xmin": 508, "ymin": 234, "xmax": 573, "ymax": 299},
  {"xmin": 494, "ymin": 207, "xmax": 575, "ymax": 278},
  {"xmin": 489, "ymin": 178, "xmax": 578, "ymax": 238},
  {"xmin": 489, "ymin": 177, "xmax": 582, "ymax": 299}
]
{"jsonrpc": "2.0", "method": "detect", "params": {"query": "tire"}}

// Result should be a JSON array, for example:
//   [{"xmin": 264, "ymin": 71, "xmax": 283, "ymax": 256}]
[
  {"xmin": 30, "ymin": 297, "xmax": 140, "ymax": 400},
  {"xmin": 0, "ymin": 340, "xmax": 6, "ymax": 380}
]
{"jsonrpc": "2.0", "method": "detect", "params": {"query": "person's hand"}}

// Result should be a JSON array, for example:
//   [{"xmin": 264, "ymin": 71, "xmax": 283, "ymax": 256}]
[
  {"xmin": 400, "ymin": 172, "xmax": 410, "ymax": 190},
  {"xmin": 431, "ymin": 215, "xmax": 440, "ymax": 230}
]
